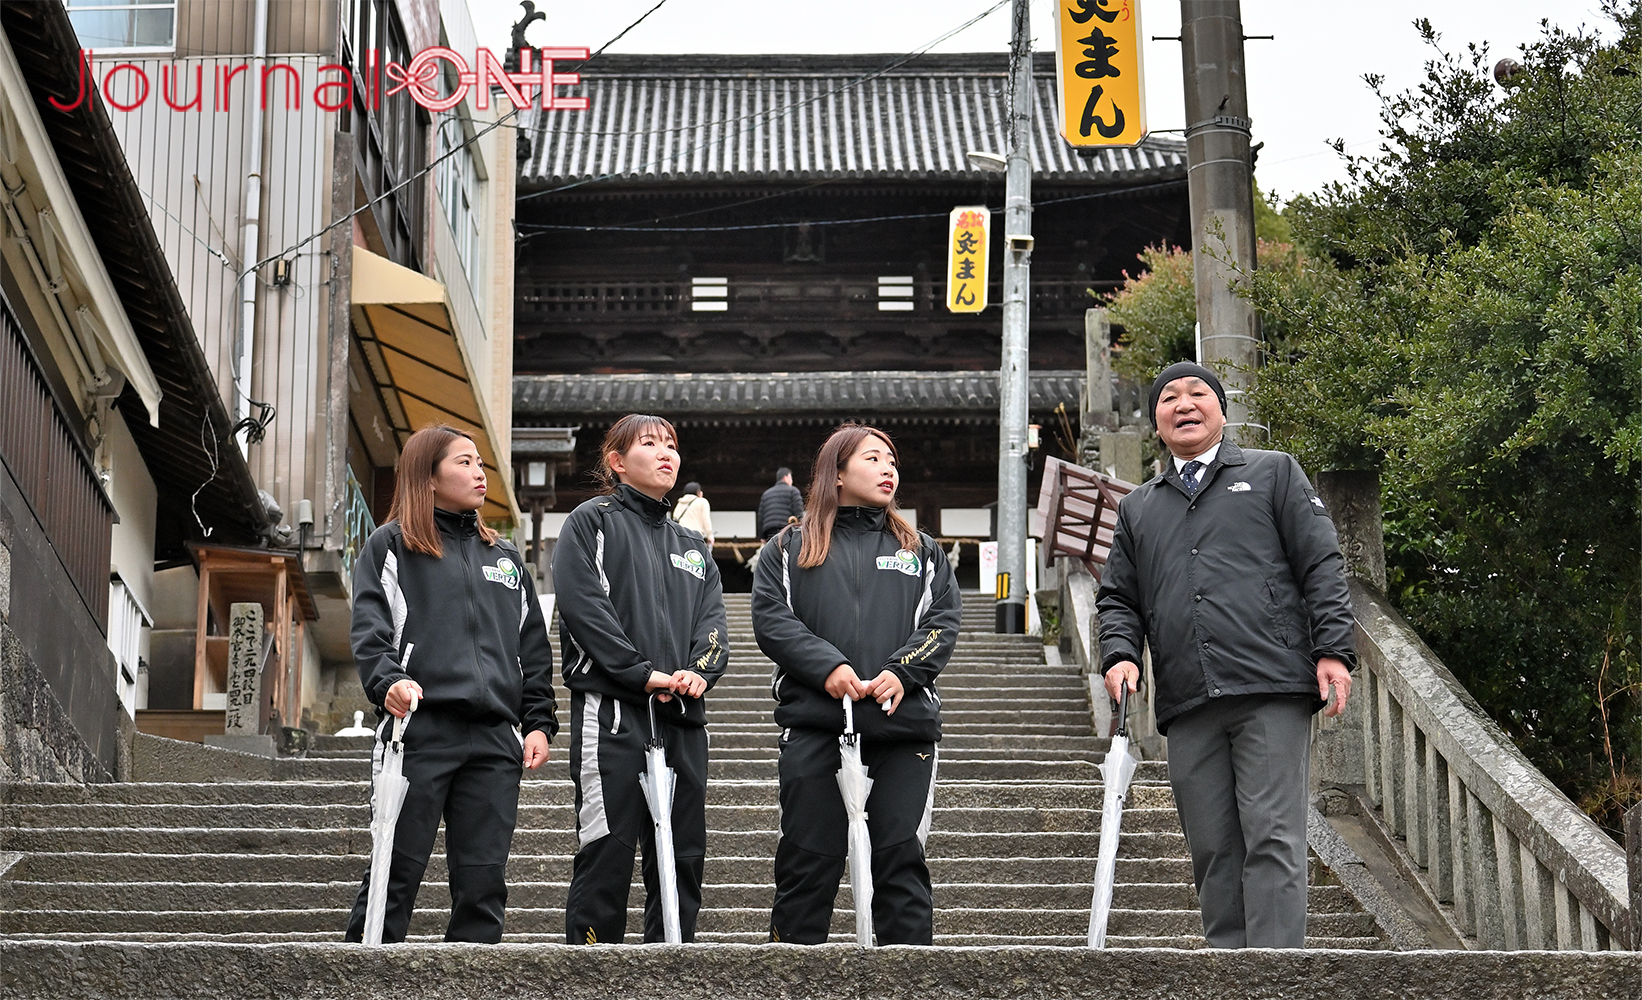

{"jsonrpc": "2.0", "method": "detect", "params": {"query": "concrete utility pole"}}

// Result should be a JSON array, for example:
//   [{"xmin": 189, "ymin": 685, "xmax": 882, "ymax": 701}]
[
  {"xmin": 995, "ymin": 0, "xmax": 1034, "ymax": 634},
  {"xmin": 1180, "ymin": 0, "xmax": 1260, "ymax": 443}
]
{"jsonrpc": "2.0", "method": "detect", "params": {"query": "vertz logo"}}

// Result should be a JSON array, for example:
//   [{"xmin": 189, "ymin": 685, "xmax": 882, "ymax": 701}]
[
  {"xmin": 669, "ymin": 551, "xmax": 706, "ymax": 580},
  {"xmin": 875, "ymin": 548, "xmax": 922, "ymax": 577},
  {"xmin": 483, "ymin": 557, "xmax": 520, "ymax": 590}
]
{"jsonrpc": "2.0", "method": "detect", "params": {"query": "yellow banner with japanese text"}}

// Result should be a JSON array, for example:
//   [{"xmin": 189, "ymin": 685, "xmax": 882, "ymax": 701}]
[
  {"xmin": 1053, "ymin": 0, "xmax": 1147, "ymax": 148},
  {"xmin": 946, "ymin": 206, "xmax": 989, "ymax": 313}
]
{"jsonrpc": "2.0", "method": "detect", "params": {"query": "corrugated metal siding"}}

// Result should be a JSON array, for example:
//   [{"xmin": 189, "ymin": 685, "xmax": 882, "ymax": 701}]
[
  {"xmin": 524, "ymin": 68, "xmax": 1186, "ymax": 185},
  {"xmin": 96, "ymin": 54, "xmax": 338, "ymax": 521},
  {"xmin": 97, "ymin": 56, "xmax": 250, "ymax": 407},
  {"xmin": 249, "ymin": 55, "xmax": 335, "ymax": 521},
  {"xmin": 176, "ymin": 0, "xmax": 336, "ymax": 57}
]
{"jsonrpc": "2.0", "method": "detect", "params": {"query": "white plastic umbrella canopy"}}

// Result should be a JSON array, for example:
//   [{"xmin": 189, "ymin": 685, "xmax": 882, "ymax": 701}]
[
  {"xmin": 639, "ymin": 695, "xmax": 683, "ymax": 943},
  {"xmin": 837, "ymin": 696, "xmax": 875, "ymax": 946},
  {"xmin": 1088, "ymin": 729, "xmax": 1138, "ymax": 948},
  {"xmin": 363, "ymin": 698, "xmax": 416, "ymax": 945}
]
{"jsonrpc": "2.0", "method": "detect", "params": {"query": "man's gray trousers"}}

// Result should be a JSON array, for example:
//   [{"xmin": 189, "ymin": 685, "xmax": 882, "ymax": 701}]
[{"xmin": 1165, "ymin": 694, "xmax": 1313, "ymax": 948}]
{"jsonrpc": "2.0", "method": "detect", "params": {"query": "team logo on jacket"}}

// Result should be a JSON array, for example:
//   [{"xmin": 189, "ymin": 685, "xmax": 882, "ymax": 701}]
[
  {"xmin": 876, "ymin": 548, "xmax": 921, "ymax": 576},
  {"xmin": 669, "ymin": 549, "xmax": 707, "ymax": 580},
  {"xmin": 483, "ymin": 557, "xmax": 520, "ymax": 590}
]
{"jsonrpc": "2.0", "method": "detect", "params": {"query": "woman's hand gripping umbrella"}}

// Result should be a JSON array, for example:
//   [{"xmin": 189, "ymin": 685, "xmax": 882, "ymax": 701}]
[
  {"xmin": 363, "ymin": 693, "xmax": 418, "ymax": 945},
  {"xmin": 639, "ymin": 692, "xmax": 686, "ymax": 943},
  {"xmin": 1089, "ymin": 686, "xmax": 1137, "ymax": 948},
  {"xmin": 838, "ymin": 695, "xmax": 875, "ymax": 946}
]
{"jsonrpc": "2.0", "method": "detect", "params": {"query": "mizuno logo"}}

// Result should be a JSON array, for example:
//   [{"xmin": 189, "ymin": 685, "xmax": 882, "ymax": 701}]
[{"xmin": 916, "ymin": 753, "xmax": 931, "ymax": 760}]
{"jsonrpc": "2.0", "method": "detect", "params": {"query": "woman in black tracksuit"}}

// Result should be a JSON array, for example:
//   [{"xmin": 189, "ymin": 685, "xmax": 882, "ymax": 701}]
[
  {"xmin": 553, "ymin": 413, "xmax": 729, "ymax": 944},
  {"xmin": 345, "ymin": 425, "xmax": 557, "ymax": 943},
  {"xmin": 751, "ymin": 423, "xmax": 962, "ymax": 945}
]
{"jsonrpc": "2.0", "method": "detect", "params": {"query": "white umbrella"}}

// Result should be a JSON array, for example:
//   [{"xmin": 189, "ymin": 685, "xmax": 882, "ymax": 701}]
[
  {"xmin": 837, "ymin": 695, "xmax": 875, "ymax": 947},
  {"xmin": 363, "ymin": 694, "xmax": 417, "ymax": 945},
  {"xmin": 1088, "ymin": 687, "xmax": 1138, "ymax": 949},
  {"xmin": 638, "ymin": 694, "xmax": 683, "ymax": 943}
]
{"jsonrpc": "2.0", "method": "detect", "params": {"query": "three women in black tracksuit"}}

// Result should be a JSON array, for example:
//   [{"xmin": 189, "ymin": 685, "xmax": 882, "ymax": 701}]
[
  {"xmin": 553, "ymin": 414, "xmax": 729, "ymax": 944},
  {"xmin": 346, "ymin": 425, "xmax": 557, "ymax": 943},
  {"xmin": 752, "ymin": 424, "xmax": 963, "ymax": 945}
]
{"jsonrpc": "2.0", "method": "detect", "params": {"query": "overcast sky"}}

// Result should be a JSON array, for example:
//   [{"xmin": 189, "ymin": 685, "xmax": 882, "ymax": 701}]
[{"xmin": 463, "ymin": 0, "xmax": 1621, "ymax": 202}]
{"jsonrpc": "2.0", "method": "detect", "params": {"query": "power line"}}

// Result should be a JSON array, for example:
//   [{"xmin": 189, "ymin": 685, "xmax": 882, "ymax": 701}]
[
  {"xmin": 515, "ymin": 0, "xmax": 1012, "ymax": 203},
  {"xmin": 514, "ymin": 178, "xmax": 1185, "ymax": 234},
  {"xmin": 243, "ymin": 0, "xmax": 675, "ymax": 278}
]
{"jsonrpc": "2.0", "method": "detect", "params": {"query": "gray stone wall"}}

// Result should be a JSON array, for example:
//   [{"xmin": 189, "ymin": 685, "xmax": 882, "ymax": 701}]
[
  {"xmin": 0, "ymin": 622, "xmax": 112, "ymax": 784},
  {"xmin": 0, "ymin": 468, "xmax": 116, "ymax": 784}
]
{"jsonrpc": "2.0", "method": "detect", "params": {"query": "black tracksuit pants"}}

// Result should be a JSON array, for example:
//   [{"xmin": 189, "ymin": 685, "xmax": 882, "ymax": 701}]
[
  {"xmin": 343, "ymin": 708, "xmax": 522, "ymax": 943},
  {"xmin": 769, "ymin": 726, "xmax": 937, "ymax": 945},
  {"xmin": 565, "ymin": 690, "xmax": 708, "ymax": 944}
]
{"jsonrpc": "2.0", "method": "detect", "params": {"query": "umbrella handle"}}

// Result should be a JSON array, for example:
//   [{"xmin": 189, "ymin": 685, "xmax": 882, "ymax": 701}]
[
  {"xmin": 646, "ymin": 693, "xmax": 667, "ymax": 750},
  {"xmin": 389, "ymin": 695, "xmax": 417, "ymax": 748},
  {"xmin": 842, "ymin": 693, "xmax": 855, "ymax": 737},
  {"xmin": 1115, "ymin": 685, "xmax": 1129, "ymax": 738}
]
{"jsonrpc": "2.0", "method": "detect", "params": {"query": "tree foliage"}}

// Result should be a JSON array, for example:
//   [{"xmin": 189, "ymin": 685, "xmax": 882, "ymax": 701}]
[{"xmin": 1240, "ymin": 5, "xmax": 1642, "ymax": 834}]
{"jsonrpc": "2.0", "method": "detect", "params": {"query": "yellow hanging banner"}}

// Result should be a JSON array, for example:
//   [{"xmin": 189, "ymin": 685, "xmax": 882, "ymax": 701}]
[
  {"xmin": 1053, "ymin": 0, "xmax": 1148, "ymax": 148},
  {"xmin": 946, "ymin": 206, "xmax": 989, "ymax": 314}
]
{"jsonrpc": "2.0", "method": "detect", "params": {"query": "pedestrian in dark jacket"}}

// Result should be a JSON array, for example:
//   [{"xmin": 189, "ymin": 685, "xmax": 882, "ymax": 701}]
[
  {"xmin": 345, "ymin": 424, "xmax": 557, "ymax": 944},
  {"xmin": 752, "ymin": 424, "xmax": 962, "ymax": 945},
  {"xmin": 554, "ymin": 414, "xmax": 729, "ymax": 944},
  {"xmin": 757, "ymin": 467, "xmax": 805, "ymax": 540},
  {"xmin": 1097, "ymin": 362, "xmax": 1357, "ymax": 949}
]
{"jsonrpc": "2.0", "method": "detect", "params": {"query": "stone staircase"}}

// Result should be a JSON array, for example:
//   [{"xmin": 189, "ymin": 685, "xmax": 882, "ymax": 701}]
[{"xmin": 1, "ymin": 592, "xmax": 1381, "ymax": 946}]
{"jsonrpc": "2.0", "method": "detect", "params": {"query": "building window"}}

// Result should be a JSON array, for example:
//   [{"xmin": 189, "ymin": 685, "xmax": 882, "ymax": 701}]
[
  {"xmin": 435, "ymin": 116, "xmax": 483, "ymax": 288},
  {"xmin": 65, "ymin": 1, "xmax": 176, "ymax": 51},
  {"xmin": 878, "ymin": 275, "xmax": 915, "ymax": 311},
  {"xmin": 691, "ymin": 277, "xmax": 728, "ymax": 312}
]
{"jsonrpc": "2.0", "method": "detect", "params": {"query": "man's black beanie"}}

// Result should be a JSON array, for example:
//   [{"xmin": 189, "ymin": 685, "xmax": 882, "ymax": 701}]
[{"xmin": 1148, "ymin": 362, "xmax": 1227, "ymax": 429}]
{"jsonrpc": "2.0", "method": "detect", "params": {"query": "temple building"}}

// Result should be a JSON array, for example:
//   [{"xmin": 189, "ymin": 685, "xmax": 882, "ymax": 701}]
[{"xmin": 512, "ymin": 53, "xmax": 1188, "ymax": 588}]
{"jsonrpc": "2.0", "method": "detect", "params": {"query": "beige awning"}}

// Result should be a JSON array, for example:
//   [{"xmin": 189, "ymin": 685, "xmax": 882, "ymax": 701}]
[{"xmin": 350, "ymin": 248, "xmax": 518, "ymax": 525}]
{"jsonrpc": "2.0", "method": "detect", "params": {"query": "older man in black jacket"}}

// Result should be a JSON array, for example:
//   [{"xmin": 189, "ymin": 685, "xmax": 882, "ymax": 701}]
[{"xmin": 1097, "ymin": 362, "xmax": 1356, "ymax": 949}]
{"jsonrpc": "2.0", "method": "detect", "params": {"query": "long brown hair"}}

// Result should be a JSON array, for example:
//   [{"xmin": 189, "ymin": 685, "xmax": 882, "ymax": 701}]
[
  {"xmin": 797, "ymin": 424, "xmax": 918, "ymax": 568},
  {"xmin": 387, "ymin": 424, "xmax": 499, "ymax": 557},
  {"xmin": 594, "ymin": 414, "xmax": 679, "ymax": 493}
]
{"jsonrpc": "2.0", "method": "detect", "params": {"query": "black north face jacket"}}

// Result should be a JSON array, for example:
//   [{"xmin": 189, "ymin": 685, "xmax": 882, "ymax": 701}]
[
  {"xmin": 552, "ymin": 484, "xmax": 729, "ymax": 727},
  {"xmin": 351, "ymin": 508, "xmax": 558, "ymax": 737},
  {"xmin": 1096, "ymin": 442, "xmax": 1357, "ymax": 734},
  {"xmin": 751, "ymin": 506, "xmax": 963, "ymax": 741}
]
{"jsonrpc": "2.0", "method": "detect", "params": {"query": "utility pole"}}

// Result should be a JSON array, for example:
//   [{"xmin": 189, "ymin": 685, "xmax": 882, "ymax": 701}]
[
  {"xmin": 995, "ymin": 0, "xmax": 1034, "ymax": 634},
  {"xmin": 1180, "ymin": 0, "xmax": 1260, "ymax": 442}
]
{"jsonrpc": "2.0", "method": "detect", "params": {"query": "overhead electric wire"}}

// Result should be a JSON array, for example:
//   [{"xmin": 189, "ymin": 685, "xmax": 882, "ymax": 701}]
[
  {"xmin": 242, "ymin": 0, "xmax": 675, "ymax": 278},
  {"xmin": 515, "ymin": 0, "xmax": 1012, "ymax": 203}
]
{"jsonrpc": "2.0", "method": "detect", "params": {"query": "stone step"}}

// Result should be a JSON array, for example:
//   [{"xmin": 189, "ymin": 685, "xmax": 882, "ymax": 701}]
[
  {"xmin": 0, "ymin": 826, "xmax": 1188, "ymax": 858},
  {"xmin": 144, "ymin": 756, "xmax": 1154, "ymax": 783},
  {"xmin": 0, "ymin": 803, "xmax": 1184, "ymax": 836},
  {"xmin": 0, "ymin": 878, "xmax": 1359, "ymax": 915},
  {"xmin": 1, "ymin": 779, "xmax": 1165, "ymax": 811},
  {"xmin": 3, "ymin": 853, "xmax": 1203, "ymax": 886},
  {"xmin": 699, "ymin": 702, "xmax": 1096, "ymax": 715},
  {"xmin": 0, "ymin": 931, "xmax": 1399, "ymax": 949},
  {"xmin": 0, "ymin": 904, "xmax": 1381, "ymax": 938}
]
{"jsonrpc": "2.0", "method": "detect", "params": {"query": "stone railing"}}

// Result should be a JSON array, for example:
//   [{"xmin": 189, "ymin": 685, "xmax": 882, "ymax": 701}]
[
  {"xmin": 1058, "ymin": 545, "xmax": 1634, "ymax": 950},
  {"xmin": 1347, "ymin": 581, "xmax": 1633, "ymax": 950}
]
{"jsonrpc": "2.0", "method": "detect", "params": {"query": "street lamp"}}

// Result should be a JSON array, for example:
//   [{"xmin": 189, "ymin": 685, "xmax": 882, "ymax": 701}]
[{"xmin": 966, "ymin": 150, "xmax": 1007, "ymax": 173}]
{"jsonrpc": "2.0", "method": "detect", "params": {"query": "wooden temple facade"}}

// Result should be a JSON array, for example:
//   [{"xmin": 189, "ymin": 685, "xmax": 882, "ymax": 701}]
[{"xmin": 512, "ymin": 53, "xmax": 1188, "ymax": 586}]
